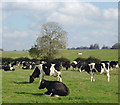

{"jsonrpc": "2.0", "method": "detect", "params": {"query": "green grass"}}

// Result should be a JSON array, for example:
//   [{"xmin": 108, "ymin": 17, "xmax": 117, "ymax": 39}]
[
  {"xmin": 1, "ymin": 49, "xmax": 119, "ymax": 103},
  {"xmin": 2, "ymin": 68, "xmax": 118, "ymax": 103},
  {"xmin": 2, "ymin": 49, "xmax": 118, "ymax": 61},
  {"xmin": 2, "ymin": 51, "xmax": 31, "ymax": 59}
]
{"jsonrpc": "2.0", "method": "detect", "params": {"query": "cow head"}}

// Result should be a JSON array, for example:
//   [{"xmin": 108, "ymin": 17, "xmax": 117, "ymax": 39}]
[
  {"xmin": 39, "ymin": 79, "xmax": 46, "ymax": 89},
  {"xmin": 29, "ymin": 66, "xmax": 40, "ymax": 83},
  {"xmin": 54, "ymin": 63, "xmax": 62, "ymax": 71}
]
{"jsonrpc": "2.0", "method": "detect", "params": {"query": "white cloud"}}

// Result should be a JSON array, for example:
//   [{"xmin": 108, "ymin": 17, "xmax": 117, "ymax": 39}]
[
  {"xmin": 2, "ymin": 2, "xmax": 118, "ymax": 26},
  {"xmin": 45, "ymin": 2, "xmax": 118, "ymax": 28},
  {"xmin": 103, "ymin": 8, "xmax": 118, "ymax": 20},
  {"xmin": 3, "ymin": 27, "xmax": 28, "ymax": 38},
  {"xmin": 59, "ymin": 2, "xmax": 100, "ymax": 17},
  {"xmin": 47, "ymin": 12, "xmax": 75, "ymax": 25},
  {"xmin": 2, "ymin": 2, "xmax": 57, "ymax": 11},
  {"xmin": 2, "ymin": 2, "xmax": 118, "ymax": 50},
  {"xmin": 4, "ymin": 31, "xmax": 28, "ymax": 38}
]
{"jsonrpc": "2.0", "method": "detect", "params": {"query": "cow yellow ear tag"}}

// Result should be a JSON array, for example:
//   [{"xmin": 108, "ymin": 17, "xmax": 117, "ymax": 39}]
[{"xmin": 42, "ymin": 81, "xmax": 44, "ymax": 83}]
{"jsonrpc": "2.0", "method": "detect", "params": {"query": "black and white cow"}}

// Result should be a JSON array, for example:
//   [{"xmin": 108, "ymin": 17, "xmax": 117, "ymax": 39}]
[
  {"xmin": 22, "ymin": 61, "xmax": 29, "ymax": 69},
  {"xmin": 39, "ymin": 79, "xmax": 70, "ymax": 97},
  {"xmin": 62, "ymin": 61, "xmax": 71, "ymax": 70},
  {"xmin": 110, "ymin": 61, "xmax": 119, "ymax": 70},
  {"xmin": 71, "ymin": 60, "xmax": 87, "ymax": 71},
  {"xmin": 22, "ymin": 61, "xmax": 35, "ymax": 70},
  {"xmin": 71, "ymin": 61, "xmax": 78, "ymax": 70},
  {"xmin": 3, "ymin": 64, "xmax": 15, "ymax": 71},
  {"xmin": 29, "ymin": 62, "xmax": 36, "ymax": 69},
  {"xmin": 79, "ymin": 62, "xmax": 110, "ymax": 82},
  {"xmin": 29, "ymin": 63, "xmax": 62, "ymax": 84}
]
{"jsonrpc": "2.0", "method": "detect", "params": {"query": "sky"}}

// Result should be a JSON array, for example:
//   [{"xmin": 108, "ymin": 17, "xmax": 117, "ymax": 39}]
[{"xmin": 0, "ymin": 0, "xmax": 118, "ymax": 51}]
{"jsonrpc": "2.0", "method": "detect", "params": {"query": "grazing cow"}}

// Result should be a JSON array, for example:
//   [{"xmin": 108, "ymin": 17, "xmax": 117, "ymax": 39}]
[
  {"xmin": 29, "ymin": 62, "xmax": 36, "ymax": 69},
  {"xmin": 71, "ymin": 60, "xmax": 87, "ymax": 71},
  {"xmin": 79, "ymin": 62, "xmax": 110, "ymax": 82},
  {"xmin": 3, "ymin": 65, "xmax": 10, "ymax": 71},
  {"xmin": 15, "ymin": 61, "xmax": 23, "ymax": 68},
  {"xmin": 22, "ymin": 61, "xmax": 29, "ymax": 69},
  {"xmin": 22, "ymin": 61, "xmax": 35, "ymax": 70},
  {"xmin": 110, "ymin": 61, "xmax": 119, "ymax": 70},
  {"xmin": 40, "ymin": 60, "xmax": 47, "ymax": 64},
  {"xmin": 62, "ymin": 61, "xmax": 71, "ymax": 70},
  {"xmin": 29, "ymin": 63, "xmax": 62, "ymax": 84},
  {"xmin": 39, "ymin": 79, "xmax": 70, "ymax": 97},
  {"xmin": 71, "ymin": 61, "xmax": 78, "ymax": 70}
]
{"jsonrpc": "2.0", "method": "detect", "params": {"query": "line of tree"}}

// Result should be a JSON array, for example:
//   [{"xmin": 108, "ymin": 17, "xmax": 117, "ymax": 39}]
[{"xmin": 67, "ymin": 43, "xmax": 120, "ymax": 50}]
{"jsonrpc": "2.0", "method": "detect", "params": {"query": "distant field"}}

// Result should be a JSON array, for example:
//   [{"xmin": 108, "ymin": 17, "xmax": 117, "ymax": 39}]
[
  {"xmin": 2, "ymin": 49, "xmax": 118, "ymax": 61},
  {"xmin": 1, "ymin": 49, "xmax": 119, "ymax": 103}
]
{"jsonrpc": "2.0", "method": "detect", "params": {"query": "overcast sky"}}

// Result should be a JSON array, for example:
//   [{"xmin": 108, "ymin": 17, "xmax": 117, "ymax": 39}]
[{"xmin": 1, "ymin": 0, "xmax": 118, "ymax": 51}]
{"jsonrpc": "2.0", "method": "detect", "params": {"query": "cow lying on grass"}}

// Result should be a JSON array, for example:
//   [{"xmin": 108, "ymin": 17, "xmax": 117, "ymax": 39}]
[
  {"xmin": 3, "ymin": 62, "xmax": 15, "ymax": 71},
  {"xmin": 3, "ymin": 65, "xmax": 15, "ymax": 71},
  {"xmin": 29, "ymin": 63, "xmax": 62, "ymax": 84},
  {"xmin": 39, "ymin": 79, "xmax": 70, "ymax": 97},
  {"xmin": 79, "ymin": 62, "xmax": 110, "ymax": 82}
]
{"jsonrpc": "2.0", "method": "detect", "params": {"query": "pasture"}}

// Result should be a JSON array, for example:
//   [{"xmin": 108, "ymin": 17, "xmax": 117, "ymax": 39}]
[{"xmin": 1, "ymin": 49, "xmax": 119, "ymax": 103}]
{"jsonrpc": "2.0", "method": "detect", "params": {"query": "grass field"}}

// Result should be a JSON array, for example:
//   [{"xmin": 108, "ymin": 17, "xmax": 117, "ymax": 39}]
[
  {"xmin": 2, "ymin": 49, "xmax": 118, "ymax": 61},
  {"xmin": 1, "ymin": 49, "xmax": 119, "ymax": 103}
]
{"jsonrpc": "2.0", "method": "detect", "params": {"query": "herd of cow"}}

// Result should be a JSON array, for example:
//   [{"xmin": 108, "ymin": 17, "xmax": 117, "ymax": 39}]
[{"xmin": 2, "ymin": 59, "xmax": 119, "ymax": 97}]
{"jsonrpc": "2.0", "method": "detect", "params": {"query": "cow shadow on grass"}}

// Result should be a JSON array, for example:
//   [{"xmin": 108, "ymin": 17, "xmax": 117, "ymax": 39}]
[
  {"xmin": 14, "ymin": 92, "xmax": 43, "ymax": 96},
  {"xmin": 14, "ymin": 81, "xmax": 30, "ymax": 84}
]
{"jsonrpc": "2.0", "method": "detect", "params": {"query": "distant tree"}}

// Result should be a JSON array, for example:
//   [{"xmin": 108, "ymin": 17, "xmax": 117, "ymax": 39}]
[
  {"xmin": 89, "ymin": 44, "xmax": 94, "ymax": 49},
  {"xmin": 71, "ymin": 47, "xmax": 76, "ymax": 50},
  {"xmin": 111, "ymin": 43, "xmax": 120, "ymax": 49},
  {"xmin": 94, "ymin": 44, "xmax": 99, "ymax": 49},
  {"xmin": 101, "ymin": 45, "xmax": 110, "ymax": 49},
  {"xmin": 89, "ymin": 44, "xmax": 99, "ymax": 49},
  {"xmin": 36, "ymin": 22, "xmax": 67, "ymax": 60}
]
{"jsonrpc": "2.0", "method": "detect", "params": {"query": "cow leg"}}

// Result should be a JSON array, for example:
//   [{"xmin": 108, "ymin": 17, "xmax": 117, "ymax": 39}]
[
  {"xmin": 110, "ymin": 67, "xmax": 113, "ymax": 71},
  {"xmin": 39, "ymin": 74, "xmax": 43, "ymax": 84},
  {"xmin": 79, "ymin": 67, "xmax": 81, "ymax": 72},
  {"xmin": 57, "ymin": 74, "xmax": 62, "ymax": 82},
  {"xmin": 43, "ymin": 91, "xmax": 53, "ymax": 97},
  {"xmin": 107, "ymin": 72, "xmax": 110, "ymax": 82},
  {"xmin": 93, "ymin": 74, "xmax": 95, "ymax": 82},
  {"xmin": 57, "ymin": 71, "xmax": 62, "ymax": 82},
  {"xmin": 91, "ymin": 75, "xmax": 93, "ymax": 82},
  {"xmin": 59, "ymin": 75, "xmax": 62, "ymax": 82},
  {"xmin": 90, "ymin": 72, "xmax": 94, "ymax": 82}
]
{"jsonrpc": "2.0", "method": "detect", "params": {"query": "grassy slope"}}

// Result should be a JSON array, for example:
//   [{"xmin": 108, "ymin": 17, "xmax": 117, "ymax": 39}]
[
  {"xmin": 1, "ymin": 49, "xmax": 119, "ymax": 103},
  {"xmin": 2, "ymin": 49, "xmax": 118, "ymax": 61},
  {"xmin": 2, "ymin": 51, "xmax": 31, "ymax": 59}
]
